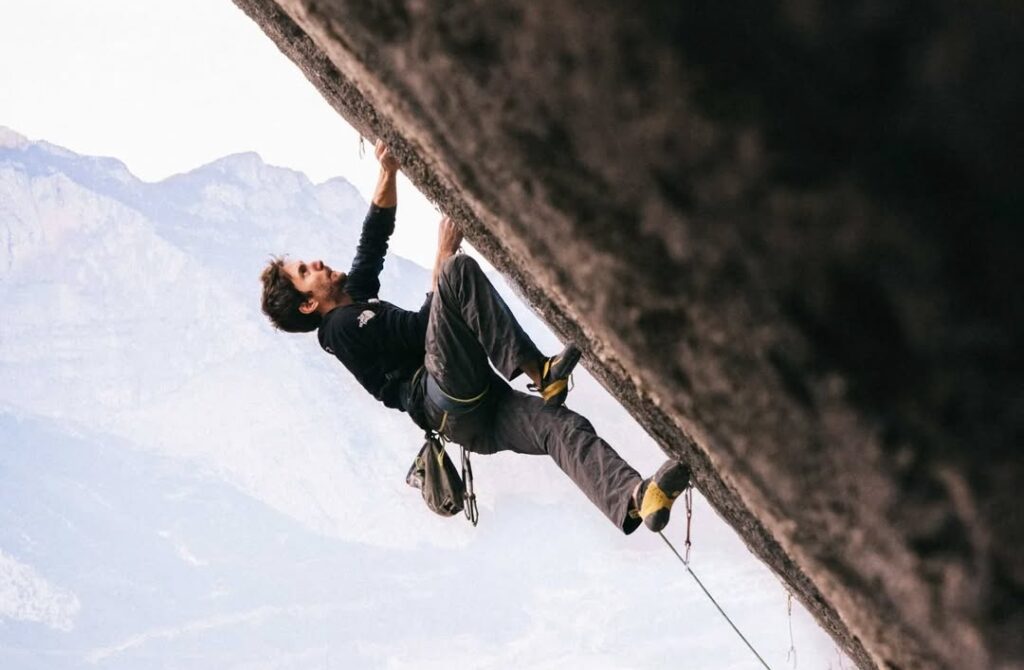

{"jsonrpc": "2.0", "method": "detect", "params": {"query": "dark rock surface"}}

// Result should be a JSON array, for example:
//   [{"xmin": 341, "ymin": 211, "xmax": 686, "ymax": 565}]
[{"xmin": 230, "ymin": 1, "xmax": 1023, "ymax": 668}]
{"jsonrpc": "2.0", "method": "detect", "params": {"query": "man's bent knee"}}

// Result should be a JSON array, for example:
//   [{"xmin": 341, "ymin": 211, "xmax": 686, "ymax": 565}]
[
  {"xmin": 441, "ymin": 253, "xmax": 477, "ymax": 276},
  {"xmin": 438, "ymin": 254, "xmax": 481, "ymax": 296}
]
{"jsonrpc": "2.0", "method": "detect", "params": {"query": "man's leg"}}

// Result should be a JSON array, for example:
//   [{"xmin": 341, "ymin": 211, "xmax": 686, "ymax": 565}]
[
  {"xmin": 426, "ymin": 254, "xmax": 544, "ymax": 396},
  {"xmin": 481, "ymin": 387, "xmax": 644, "ymax": 534},
  {"xmin": 422, "ymin": 254, "xmax": 544, "ymax": 444}
]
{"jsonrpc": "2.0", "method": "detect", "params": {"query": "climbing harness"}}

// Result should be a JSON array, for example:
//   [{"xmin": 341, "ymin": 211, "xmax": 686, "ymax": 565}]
[
  {"xmin": 658, "ymin": 483, "xmax": 772, "ymax": 670},
  {"xmin": 427, "ymin": 374, "xmax": 489, "ymax": 435},
  {"xmin": 424, "ymin": 371, "xmax": 487, "ymax": 526}
]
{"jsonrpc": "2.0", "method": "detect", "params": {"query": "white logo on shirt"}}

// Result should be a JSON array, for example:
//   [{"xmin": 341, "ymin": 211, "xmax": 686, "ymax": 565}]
[{"xmin": 357, "ymin": 310, "xmax": 376, "ymax": 328}]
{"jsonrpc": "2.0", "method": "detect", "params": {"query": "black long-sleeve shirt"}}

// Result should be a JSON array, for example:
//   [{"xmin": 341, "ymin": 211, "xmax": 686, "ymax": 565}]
[{"xmin": 317, "ymin": 205, "xmax": 431, "ymax": 411}]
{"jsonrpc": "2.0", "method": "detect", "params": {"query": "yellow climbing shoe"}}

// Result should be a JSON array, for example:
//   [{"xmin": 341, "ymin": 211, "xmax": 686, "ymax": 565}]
[
  {"xmin": 529, "ymin": 343, "xmax": 581, "ymax": 407},
  {"xmin": 636, "ymin": 460, "xmax": 691, "ymax": 532}
]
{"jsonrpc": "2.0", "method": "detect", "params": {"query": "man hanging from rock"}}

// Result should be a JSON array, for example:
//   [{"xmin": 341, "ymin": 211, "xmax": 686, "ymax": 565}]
[{"xmin": 259, "ymin": 141, "xmax": 689, "ymax": 535}]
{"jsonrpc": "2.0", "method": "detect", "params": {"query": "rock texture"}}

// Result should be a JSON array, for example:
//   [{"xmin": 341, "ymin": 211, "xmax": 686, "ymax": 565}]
[{"xmin": 230, "ymin": 2, "xmax": 1023, "ymax": 668}]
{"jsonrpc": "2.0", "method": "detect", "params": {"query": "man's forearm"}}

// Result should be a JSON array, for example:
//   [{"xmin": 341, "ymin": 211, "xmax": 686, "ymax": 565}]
[
  {"xmin": 431, "ymin": 216, "xmax": 464, "ymax": 290},
  {"xmin": 372, "ymin": 167, "xmax": 398, "ymax": 208},
  {"xmin": 432, "ymin": 248, "xmax": 457, "ymax": 291}
]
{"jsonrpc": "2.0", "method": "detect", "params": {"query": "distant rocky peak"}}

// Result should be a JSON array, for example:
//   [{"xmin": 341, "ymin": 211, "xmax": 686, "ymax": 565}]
[
  {"xmin": 192, "ymin": 151, "xmax": 307, "ymax": 191},
  {"xmin": 0, "ymin": 126, "xmax": 29, "ymax": 149}
]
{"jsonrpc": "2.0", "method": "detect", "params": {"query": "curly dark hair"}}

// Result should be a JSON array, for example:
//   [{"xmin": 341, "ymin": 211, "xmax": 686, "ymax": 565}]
[{"xmin": 260, "ymin": 256, "xmax": 322, "ymax": 333}]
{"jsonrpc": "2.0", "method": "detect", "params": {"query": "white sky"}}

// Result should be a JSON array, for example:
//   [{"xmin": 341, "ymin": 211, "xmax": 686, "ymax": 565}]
[{"xmin": 0, "ymin": 0, "xmax": 447, "ymax": 267}]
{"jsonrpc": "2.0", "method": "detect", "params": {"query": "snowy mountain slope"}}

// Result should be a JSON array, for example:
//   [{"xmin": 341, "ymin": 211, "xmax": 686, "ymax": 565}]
[
  {"xmin": 0, "ymin": 412, "xmax": 508, "ymax": 669},
  {"xmin": 0, "ymin": 549, "xmax": 79, "ymax": 633},
  {"xmin": 0, "ymin": 411, "xmax": 829, "ymax": 670}
]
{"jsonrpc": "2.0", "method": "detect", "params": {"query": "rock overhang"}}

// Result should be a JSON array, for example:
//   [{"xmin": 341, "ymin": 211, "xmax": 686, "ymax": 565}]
[{"xmin": 229, "ymin": 2, "xmax": 1024, "ymax": 668}]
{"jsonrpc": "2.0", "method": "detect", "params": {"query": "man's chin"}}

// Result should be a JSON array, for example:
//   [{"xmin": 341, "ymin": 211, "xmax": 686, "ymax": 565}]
[{"xmin": 330, "ymin": 275, "xmax": 348, "ymax": 301}]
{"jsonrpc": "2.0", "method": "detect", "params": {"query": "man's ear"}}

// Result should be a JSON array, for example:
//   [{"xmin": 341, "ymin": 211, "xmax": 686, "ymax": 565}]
[{"xmin": 298, "ymin": 298, "xmax": 319, "ymax": 315}]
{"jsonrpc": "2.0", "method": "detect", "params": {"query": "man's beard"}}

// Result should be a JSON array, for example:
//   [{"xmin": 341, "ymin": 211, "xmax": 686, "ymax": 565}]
[{"xmin": 328, "ymin": 273, "xmax": 347, "ymax": 302}]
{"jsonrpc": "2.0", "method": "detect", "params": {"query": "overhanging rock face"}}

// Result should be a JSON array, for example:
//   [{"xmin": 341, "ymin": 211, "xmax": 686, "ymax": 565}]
[{"xmin": 231, "ymin": 2, "xmax": 1023, "ymax": 668}]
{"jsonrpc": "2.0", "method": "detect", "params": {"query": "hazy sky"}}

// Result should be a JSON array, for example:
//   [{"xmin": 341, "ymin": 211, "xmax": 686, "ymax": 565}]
[{"xmin": 0, "ymin": 0, "xmax": 445, "ymax": 266}]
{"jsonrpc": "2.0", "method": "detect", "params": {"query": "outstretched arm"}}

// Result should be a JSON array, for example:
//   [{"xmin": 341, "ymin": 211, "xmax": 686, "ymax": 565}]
[
  {"xmin": 346, "ymin": 141, "xmax": 400, "ymax": 300},
  {"xmin": 432, "ymin": 215, "xmax": 464, "ymax": 291}
]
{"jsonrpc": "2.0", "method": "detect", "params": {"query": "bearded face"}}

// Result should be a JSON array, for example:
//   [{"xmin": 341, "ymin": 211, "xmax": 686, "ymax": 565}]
[{"xmin": 283, "ymin": 259, "xmax": 348, "ymax": 311}]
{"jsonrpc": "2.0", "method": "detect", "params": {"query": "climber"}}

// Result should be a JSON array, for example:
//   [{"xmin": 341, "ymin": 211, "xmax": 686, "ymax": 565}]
[{"xmin": 258, "ymin": 140, "xmax": 689, "ymax": 534}]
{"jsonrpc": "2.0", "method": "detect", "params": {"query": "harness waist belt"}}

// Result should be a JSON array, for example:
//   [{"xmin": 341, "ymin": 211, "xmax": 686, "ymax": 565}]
[{"xmin": 426, "ymin": 373, "xmax": 488, "ymax": 416}]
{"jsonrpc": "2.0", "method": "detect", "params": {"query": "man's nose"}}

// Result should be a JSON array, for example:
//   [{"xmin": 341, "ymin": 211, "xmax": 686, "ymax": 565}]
[{"xmin": 313, "ymin": 260, "xmax": 323, "ymax": 271}]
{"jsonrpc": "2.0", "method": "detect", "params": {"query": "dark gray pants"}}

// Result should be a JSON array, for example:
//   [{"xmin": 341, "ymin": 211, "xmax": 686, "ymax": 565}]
[{"xmin": 422, "ymin": 254, "xmax": 642, "ymax": 534}]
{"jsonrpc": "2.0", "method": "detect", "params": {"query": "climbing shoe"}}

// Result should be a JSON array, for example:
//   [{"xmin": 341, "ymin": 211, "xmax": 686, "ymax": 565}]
[
  {"xmin": 634, "ymin": 459, "xmax": 691, "ymax": 532},
  {"xmin": 529, "ymin": 343, "xmax": 581, "ymax": 406}
]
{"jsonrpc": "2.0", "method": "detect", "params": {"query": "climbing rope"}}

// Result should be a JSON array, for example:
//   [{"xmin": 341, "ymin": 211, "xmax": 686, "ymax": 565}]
[
  {"xmin": 834, "ymin": 644, "xmax": 848, "ymax": 670},
  {"xmin": 787, "ymin": 591, "xmax": 798, "ymax": 668},
  {"xmin": 658, "ymin": 484, "xmax": 773, "ymax": 670}
]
